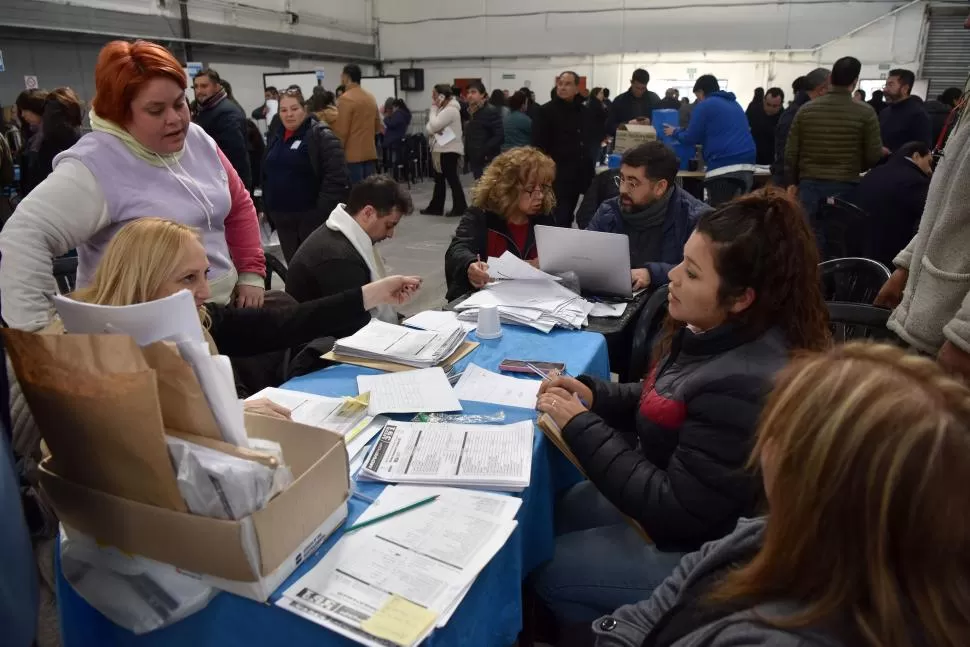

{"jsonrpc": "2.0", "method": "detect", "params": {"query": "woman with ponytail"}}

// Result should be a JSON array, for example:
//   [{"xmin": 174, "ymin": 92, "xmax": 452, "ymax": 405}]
[{"xmin": 533, "ymin": 188, "xmax": 830, "ymax": 628}]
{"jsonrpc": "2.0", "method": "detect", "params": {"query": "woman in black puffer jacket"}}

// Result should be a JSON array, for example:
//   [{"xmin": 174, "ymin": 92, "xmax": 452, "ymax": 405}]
[{"xmin": 533, "ymin": 189, "xmax": 831, "ymax": 628}]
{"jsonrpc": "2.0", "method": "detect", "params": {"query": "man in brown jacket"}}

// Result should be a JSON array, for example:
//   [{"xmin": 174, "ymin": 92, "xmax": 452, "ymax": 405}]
[{"xmin": 333, "ymin": 64, "xmax": 383, "ymax": 184}]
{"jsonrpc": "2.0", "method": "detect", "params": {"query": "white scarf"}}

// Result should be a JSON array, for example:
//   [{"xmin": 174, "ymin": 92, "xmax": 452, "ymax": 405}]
[{"xmin": 326, "ymin": 204, "xmax": 397, "ymax": 324}]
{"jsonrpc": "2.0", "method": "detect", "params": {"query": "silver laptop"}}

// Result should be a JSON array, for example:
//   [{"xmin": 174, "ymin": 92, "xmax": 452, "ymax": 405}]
[{"xmin": 535, "ymin": 225, "xmax": 632, "ymax": 298}]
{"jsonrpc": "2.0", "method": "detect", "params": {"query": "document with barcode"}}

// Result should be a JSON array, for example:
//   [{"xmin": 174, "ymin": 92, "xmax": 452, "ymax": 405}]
[{"xmin": 358, "ymin": 420, "xmax": 533, "ymax": 491}]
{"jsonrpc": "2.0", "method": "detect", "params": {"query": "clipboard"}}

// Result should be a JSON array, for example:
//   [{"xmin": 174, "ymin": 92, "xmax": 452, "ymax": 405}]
[
  {"xmin": 537, "ymin": 413, "xmax": 653, "ymax": 543},
  {"xmin": 322, "ymin": 341, "xmax": 480, "ymax": 373}
]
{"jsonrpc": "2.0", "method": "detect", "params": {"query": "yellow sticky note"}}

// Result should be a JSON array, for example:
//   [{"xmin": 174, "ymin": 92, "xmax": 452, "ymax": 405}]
[{"xmin": 360, "ymin": 595, "xmax": 437, "ymax": 647}]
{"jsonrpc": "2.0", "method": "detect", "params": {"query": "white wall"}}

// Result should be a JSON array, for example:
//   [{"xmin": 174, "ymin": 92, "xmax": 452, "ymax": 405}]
[
  {"xmin": 380, "ymin": 1, "xmax": 928, "ymax": 112},
  {"xmin": 36, "ymin": 0, "xmax": 375, "ymax": 44},
  {"xmin": 376, "ymin": 0, "xmax": 902, "ymax": 59}
]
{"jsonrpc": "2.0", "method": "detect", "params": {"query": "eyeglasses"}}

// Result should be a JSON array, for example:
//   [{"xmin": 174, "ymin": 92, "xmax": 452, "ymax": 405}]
[
  {"xmin": 613, "ymin": 175, "xmax": 642, "ymax": 191},
  {"xmin": 523, "ymin": 184, "xmax": 554, "ymax": 196}
]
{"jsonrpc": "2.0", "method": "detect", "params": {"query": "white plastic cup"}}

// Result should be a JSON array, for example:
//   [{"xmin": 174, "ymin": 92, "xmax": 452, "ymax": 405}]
[{"xmin": 476, "ymin": 305, "xmax": 503, "ymax": 339}]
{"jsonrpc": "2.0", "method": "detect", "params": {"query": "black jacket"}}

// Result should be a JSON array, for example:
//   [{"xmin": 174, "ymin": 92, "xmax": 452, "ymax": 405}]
[
  {"xmin": 444, "ymin": 207, "xmax": 554, "ymax": 301},
  {"xmin": 879, "ymin": 96, "xmax": 932, "ymax": 152},
  {"xmin": 564, "ymin": 324, "xmax": 789, "ymax": 552},
  {"xmin": 925, "ymin": 99, "xmax": 954, "ymax": 147},
  {"xmin": 265, "ymin": 117, "xmax": 350, "ymax": 216},
  {"xmin": 532, "ymin": 96, "xmax": 594, "ymax": 188},
  {"xmin": 746, "ymin": 103, "xmax": 781, "ymax": 166},
  {"xmin": 606, "ymin": 88, "xmax": 662, "ymax": 135},
  {"xmin": 848, "ymin": 154, "xmax": 930, "ymax": 268},
  {"xmin": 206, "ymin": 287, "xmax": 366, "ymax": 357},
  {"xmin": 285, "ymin": 226, "xmax": 373, "ymax": 337},
  {"xmin": 771, "ymin": 91, "xmax": 810, "ymax": 185},
  {"xmin": 194, "ymin": 96, "xmax": 253, "ymax": 189},
  {"xmin": 575, "ymin": 169, "xmax": 620, "ymax": 230},
  {"xmin": 464, "ymin": 103, "xmax": 505, "ymax": 166},
  {"xmin": 586, "ymin": 97, "xmax": 610, "ymax": 162}
]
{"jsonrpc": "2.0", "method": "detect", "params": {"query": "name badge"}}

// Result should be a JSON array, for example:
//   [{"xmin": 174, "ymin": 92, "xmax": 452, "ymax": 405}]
[{"xmin": 290, "ymin": 139, "xmax": 302, "ymax": 150}]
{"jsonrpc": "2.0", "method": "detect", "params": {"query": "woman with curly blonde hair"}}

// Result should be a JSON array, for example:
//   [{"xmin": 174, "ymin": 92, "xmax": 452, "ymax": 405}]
[{"xmin": 444, "ymin": 146, "xmax": 556, "ymax": 299}]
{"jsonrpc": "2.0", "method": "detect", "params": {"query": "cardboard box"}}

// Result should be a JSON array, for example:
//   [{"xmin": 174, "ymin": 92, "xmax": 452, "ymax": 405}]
[
  {"xmin": 39, "ymin": 414, "xmax": 350, "ymax": 602},
  {"xmin": 613, "ymin": 123, "xmax": 657, "ymax": 154}
]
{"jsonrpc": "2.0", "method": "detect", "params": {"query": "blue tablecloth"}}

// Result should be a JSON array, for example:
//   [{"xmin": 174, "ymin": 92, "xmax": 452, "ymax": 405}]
[{"xmin": 57, "ymin": 326, "xmax": 610, "ymax": 647}]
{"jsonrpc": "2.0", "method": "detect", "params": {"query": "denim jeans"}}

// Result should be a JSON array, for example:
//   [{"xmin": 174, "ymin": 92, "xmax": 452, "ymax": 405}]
[
  {"xmin": 347, "ymin": 161, "xmax": 376, "ymax": 185},
  {"xmin": 798, "ymin": 179, "xmax": 857, "ymax": 255},
  {"xmin": 533, "ymin": 481, "xmax": 687, "ymax": 624}
]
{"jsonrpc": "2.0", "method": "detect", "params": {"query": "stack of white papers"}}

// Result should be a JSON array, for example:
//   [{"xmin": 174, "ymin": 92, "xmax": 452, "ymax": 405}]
[
  {"xmin": 403, "ymin": 310, "xmax": 476, "ymax": 333},
  {"xmin": 246, "ymin": 387, "xmax": 384, "ymax": 463},
  {"xmin": 454, "ymin": 279, "xmax": 595, "ymax": 333},
  {"xmin": 359, "ymin": 420, "xmax": 533, "ymax": 492},
  {"xmin": 486, "ymin": 251, "xmax": 561, "ymax": 282},
  {"xmin": 53, "ymin": 290, "xmax": 249, "ymax": 448},
  {"xmin": 453, "ymin": 363, "xmax": 540, "ymax": 409},
  {"xmin": 356, "ymin": 367, "xmax": 462, "ymax": 416},
  {"xmin": 333, "ymin": 319, "xmax": 467, "ymax": 368},
  {"xmin": 277, "ymin": 485, "xmax": 520, "ymax": 646}
]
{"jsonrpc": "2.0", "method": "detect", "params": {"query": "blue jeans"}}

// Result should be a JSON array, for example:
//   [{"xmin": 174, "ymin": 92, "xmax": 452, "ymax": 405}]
[
  {"xmin": 798, "ymin": 179, "xmax": 856, "ymax": 255},
  {"xmin": 347, "ymin": 161, "xmax": 376, "ymax": 185},
  {"xmin": 533, "ymin": 481, "xmax": 687, "ymax": 624}
]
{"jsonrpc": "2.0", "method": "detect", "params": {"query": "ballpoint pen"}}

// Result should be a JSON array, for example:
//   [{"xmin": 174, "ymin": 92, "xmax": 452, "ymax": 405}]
[
  {"xmin": 345, "ymin": 495, "xmax": 439, "ymax": 533},
  {"xmin": 527, "ymin": 363, "xmax": 589, "ymax": 408}
]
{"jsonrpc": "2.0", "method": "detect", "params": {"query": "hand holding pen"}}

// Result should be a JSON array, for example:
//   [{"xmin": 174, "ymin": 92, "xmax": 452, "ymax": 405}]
[
  {"xmin": 468, "ymin": 254, "xmax": 491, "ymax": 289},
  {"xmin": 532, "ymin": 363, "xmax": 594, "ymax": 420}
]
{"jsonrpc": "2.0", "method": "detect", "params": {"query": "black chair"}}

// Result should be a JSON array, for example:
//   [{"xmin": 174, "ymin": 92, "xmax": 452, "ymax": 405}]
[
  {"xmin": 816, "ymin": 197, "xmax": 869, "ymax": 261},
  {"xmin": 819, "ymin": 257, "xmax": 890, "ymax": 304},
  {"xmin": 264, "ymin": 253, "xmax": 288, "ymax": 291},
  {"xmin": 52, "ymin": 255, "xmax": 78, "ymax": 294},
  {"xmin": 626, "ymin": 285, "xmax": 669, "ymax": 381},
  {"xmin": 827, "ymin": 302, "xmax": 893, "ymax": 343}
]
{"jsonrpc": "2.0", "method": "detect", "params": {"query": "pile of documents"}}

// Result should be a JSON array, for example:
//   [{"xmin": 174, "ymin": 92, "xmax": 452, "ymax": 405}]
[
  {"xmin": 359, "ymin": 420, "xmax": 533, "ymax": 492},
  {"xmin": 333, "ymin": 319, "xmax": 467, "ymax": 368},
  {"xmin": 246, "ymin": 387, "xmax": 385, "ymax": 465},
  {"xmin": 277, "ymin": 485, "xmax": 521, "ymax": 647},
  {"xmin": 356, "ymin": 367, "xmax": 462, "ymax": 416},
  {"xmin": 455, "ymin": 278, "xmax": 595, "ymax": 333}
]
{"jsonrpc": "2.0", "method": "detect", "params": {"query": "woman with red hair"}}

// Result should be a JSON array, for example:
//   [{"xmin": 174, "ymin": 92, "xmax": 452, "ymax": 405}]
[{"xmin": 0, "ymin": 40, "xmax": 266, "ymax": 331}]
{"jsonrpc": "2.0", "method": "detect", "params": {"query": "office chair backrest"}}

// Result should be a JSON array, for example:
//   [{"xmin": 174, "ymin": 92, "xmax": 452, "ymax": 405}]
[
  {"xmin": 819, "ymin": 257, "xmax": 891, "ymax": 304},
  {"xmin": 627, "ymin": 285, "xmax": 670, "ymax": 381},
  {"xmin": 817, "ymin": 197, "xmax": 869, "ymax": 260},
  {"xmin": 52, "ymin": 256, "xmax": 78, "ymax": 295}
]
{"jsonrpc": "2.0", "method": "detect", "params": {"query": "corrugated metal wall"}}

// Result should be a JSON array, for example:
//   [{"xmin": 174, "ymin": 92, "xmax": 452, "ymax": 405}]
[{"xmin": 923, "ymin": 6, "xmax": 970, "ymax": 98}]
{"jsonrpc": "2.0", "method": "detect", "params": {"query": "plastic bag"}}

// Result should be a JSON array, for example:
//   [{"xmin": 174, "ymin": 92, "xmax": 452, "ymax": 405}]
[
  {"xmin": 411, "ymin": 411, "xmax": 507, "ymax": 424},
  {"xmin": 166, "ymin": 436, "xmax": 292, "ymax": 520},
  {"xmin": 60, "ymin": 526, "xmax": 216, "ymax": 634}
]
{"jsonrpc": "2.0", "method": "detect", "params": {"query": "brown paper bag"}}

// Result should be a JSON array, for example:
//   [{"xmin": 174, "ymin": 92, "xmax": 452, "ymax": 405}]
[
  {"xmin": 140, "ymin": 341, "xmax": 222, "ymax": 440},
  {"xmin": 4, "ymin": 330, "xmax": 188, "ymax": 511}
]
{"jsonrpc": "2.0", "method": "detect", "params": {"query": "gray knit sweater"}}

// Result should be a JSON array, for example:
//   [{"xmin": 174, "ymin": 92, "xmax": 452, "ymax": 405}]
[{"xmin": 888, "ymin": 110, "xmax": 970, "ymax": 354}]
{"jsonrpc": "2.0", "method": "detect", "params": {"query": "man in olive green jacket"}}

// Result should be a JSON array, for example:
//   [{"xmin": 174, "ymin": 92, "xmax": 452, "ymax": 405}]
[{"xmin": 785, "ymin": 56, "xmax": 884, "ymax": 254}]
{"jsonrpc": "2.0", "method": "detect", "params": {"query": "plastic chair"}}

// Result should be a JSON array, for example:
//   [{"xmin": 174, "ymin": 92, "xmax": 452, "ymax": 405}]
[
  {"xmin": 626, "ymin": 286, "xmax": 669, "ymax": 381},
  {"xmin": 264, "ymin": 253, "xmax": 288, "ymax": 291},
  {"xmin": 52, "ymin": 256, "xmax": 78, "ymax": 294},
  {"xmin": 816, "ymin": 197, "xmax": 869, "ymax": 261},
  {"xmin": 827, "ymin": 302, "xmax": 893, "ymax": 343},
  {"xmin": 819, "ymin": 257, "xmax": 890, "ymax": 304}
]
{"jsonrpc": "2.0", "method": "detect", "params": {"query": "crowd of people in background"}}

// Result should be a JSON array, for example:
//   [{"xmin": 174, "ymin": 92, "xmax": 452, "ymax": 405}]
[{"xmin": 2, "ymin": 33, "xmax": 970, "ymax": 647}]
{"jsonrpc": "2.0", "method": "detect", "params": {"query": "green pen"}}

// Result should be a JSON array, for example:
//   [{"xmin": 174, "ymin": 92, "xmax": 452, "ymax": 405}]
[{"xmin": 344, "ymin": 495, "xmax": 439, "ymax": 534}]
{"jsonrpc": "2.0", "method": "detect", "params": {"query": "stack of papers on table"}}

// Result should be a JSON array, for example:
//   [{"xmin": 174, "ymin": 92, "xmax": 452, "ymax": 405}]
[
  {"xmin": 356, "ymin": 367, "xmax": 462, "ymax": 416},
  {"xmin": 403, "ymin": 309, "xmax": 476, "ymax": 333},
  {"xmin": 246, "ymin": 387, "xmax": 384, "ymax": 463},
  {"xmin": 454, "ymin": 279, "xmax": 594, "ymax": 332},
  {"xmin": 333, "ymin": 320, "xmax": 467, "ymax": 368},
  {"xmin": 359, "ymin": 420, "xmax": 533, "ymax": 492},
  {"xmin": 487, "ymin": 251, "xmax": 561, "ymax": 282},
  {"xmin": 277, "ymin": 485, "xmax": 521, "ymax": 646}
]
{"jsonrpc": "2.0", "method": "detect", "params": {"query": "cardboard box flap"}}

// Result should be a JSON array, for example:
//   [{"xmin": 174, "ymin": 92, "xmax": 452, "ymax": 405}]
[
  {"xmin": 39, "ymin": 459, "xmax": 259, "ymax": 581},
  {"xmin": 245, "ymin": 414, "xmax": 350, "ymax": 576}
]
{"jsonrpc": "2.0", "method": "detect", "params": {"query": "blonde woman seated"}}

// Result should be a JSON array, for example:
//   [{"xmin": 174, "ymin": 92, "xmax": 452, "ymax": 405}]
[
  {"xmin": 443, "ymin": 146, "xmax": 556, "ymax": 301},
  {"xmin": 12, "ymin": 217, "xmax": 419, "ymax": 453},
  {"xmin": 594, "ymin": 343, "xmax": 970, "ymax": 647}
]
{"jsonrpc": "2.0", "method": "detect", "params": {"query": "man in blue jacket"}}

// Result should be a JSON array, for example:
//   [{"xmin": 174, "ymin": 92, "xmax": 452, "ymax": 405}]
[
  {"xmin": 664, "ymin": 75, "xmax": 756, "ymax": 206},
  {"xmin": 587, "ymin": 141, "xmax": 711, "ymax": 290}
]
